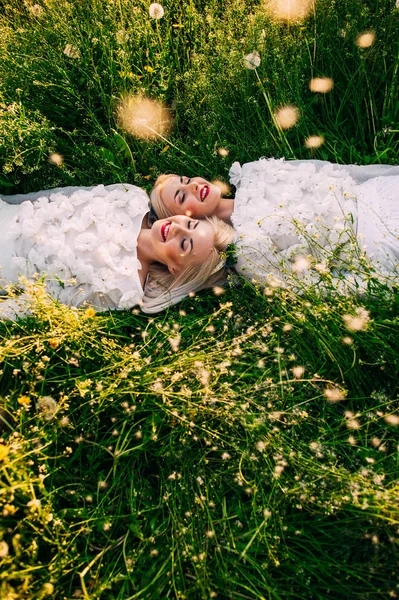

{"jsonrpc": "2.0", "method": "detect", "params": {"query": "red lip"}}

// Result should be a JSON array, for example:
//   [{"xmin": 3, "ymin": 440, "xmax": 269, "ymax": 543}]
[
  {"xmin": 161, "ymin": 221, "xmax": 171, "ymax": 242},
  {"xmin": 200, "ymin": 185, "xmax": 210, "ymax": 202}
]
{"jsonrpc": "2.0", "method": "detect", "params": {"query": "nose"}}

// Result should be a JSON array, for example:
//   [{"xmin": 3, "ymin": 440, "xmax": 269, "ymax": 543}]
[
  {"xmin": 188, "ymin": 181, "xmax": 199, "ymax": 193},
  {"xmin": 170, "ymin": 222, "xmax": 185, "ymax": 237}
]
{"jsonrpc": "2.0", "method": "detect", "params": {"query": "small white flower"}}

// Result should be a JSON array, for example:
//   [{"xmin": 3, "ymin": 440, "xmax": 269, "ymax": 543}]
[
  {"xmin": 149, "ymin": 3, "xmax": 164, "ymax": 19},
  {"xmin": 244, "ymin": 51, "xmax": 261, "ymax": 69}
]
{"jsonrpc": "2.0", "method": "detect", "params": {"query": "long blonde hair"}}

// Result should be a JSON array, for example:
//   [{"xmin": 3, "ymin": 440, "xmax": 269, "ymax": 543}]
[
  {"xmin": 141, "ymin": 215, "xmax": 235, "ymax": 313},
  {"xmin": 150, "ymin": 173, "xmax": 178, "ymax": 219}
]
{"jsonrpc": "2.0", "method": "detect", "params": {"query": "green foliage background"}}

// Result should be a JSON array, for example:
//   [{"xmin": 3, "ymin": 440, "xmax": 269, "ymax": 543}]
[{"xmin": 0, "ymin": 1, "xmax": 399, "ymax": 599}]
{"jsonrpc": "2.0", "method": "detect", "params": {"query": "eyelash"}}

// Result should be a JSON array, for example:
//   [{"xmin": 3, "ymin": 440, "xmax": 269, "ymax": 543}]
[
  {"xmin": 179, "ymin": 178, "xmax": 191, "ymax": 204},
  {"xmin": 181, "ymin": 220, "xmax": 193, "ymax": 251}
]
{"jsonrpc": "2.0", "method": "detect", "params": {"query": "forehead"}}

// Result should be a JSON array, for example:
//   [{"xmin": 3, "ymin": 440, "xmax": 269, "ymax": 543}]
[
  {"xmin": 162, "ymin": 176, "xmax": 181, "ymax": 195},
  {"xmin": 191, "ymin": 220, "xmax": 214, "ymax": 258}
]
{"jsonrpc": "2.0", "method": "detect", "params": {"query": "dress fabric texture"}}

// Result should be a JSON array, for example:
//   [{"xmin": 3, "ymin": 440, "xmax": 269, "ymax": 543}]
[
  {"xmin": 229, "ymin": 158, "xmax": 399, "ymax": 290},
  {"xmin": 0, "ymin": 183, "xmax": 149, "ymax": 318}
]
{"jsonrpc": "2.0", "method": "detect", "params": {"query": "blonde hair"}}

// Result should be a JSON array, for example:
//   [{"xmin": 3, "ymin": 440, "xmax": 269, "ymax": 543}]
[
  {"xmin": 141, "ymin": 215, "xmax": 235, "ymax": 313},
  {"xmin": 150, "ymin": 173, "xmax": 178, "ymax": 219}
]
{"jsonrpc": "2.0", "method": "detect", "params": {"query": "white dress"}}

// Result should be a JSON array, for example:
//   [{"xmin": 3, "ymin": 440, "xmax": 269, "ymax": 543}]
[
  {"xmin": 229, "ymin": 158, "xmax": 399, "ymax": 292},
  {"xmin": 0, "ymin": 183, "xmax": 150, "ymax": 319}
]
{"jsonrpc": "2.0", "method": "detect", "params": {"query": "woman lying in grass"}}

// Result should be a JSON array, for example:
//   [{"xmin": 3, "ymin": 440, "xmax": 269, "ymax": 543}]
[
  {"xmin": 151, "ymin": 159, "xmax": 399, "ymax": 292},
  {"xmin": 0, "ymin": 184, "xmax": 234, "ymax": 319}
]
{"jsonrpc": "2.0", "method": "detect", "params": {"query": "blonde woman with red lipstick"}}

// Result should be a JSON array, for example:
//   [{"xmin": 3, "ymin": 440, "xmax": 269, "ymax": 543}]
[
  {"xmin": 0, "ymin": 183, "xmax": 234, "ymax": 319},
  {"xmin": 151, "ymin": 158, "xmax": 399, "ymax": 292}
]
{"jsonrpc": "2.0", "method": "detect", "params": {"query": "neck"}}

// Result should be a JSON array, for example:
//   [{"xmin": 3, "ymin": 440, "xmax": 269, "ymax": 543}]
[
  {"xmin": 214, "ymin": 197, "xmax": 234, "ymax": 222},
  {"xmin": 137, "ymin": 228, "xmax": 160, "ymax": 286}
]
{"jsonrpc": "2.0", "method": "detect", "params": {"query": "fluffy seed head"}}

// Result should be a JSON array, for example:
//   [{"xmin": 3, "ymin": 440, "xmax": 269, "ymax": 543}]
[
  {"xmin": 212, "ymin": 180, "xmax": 231, "ymax": 196},
  {"xmin": 305, "ymin": 135, "xmax": 325, "ymax": 149},
  {"xmin": 149, "ymin": 3, "xmax": 164, "ymax": 19},
  {"xmin": 309, "ymin": 77, "xmax": 334, "ymax": 93},
  {"xmin": 264, "ymin": 0, "xmax": 315, "ymax": 22},
  {"xmin": 117, "ymin": 95, "xmax": 172, "ymax": 140},
  {"xmin": 324, "ymin": 387, "xmax": 345, "ymax": 403},
  {"xmin": 49, "ymin": 153, "xmax": 63, "ymax": 165},
  {"xmin": 384, "ymin": 414, "xmax": 399, "ymax": 426},
  {"xmin": 356, "ymin": 31, "xmax": 376, "ymax": 48},
  {"xmin": 274, "ymin": 105, "xmax": 299, "ymax": 130},
  {"xmin": 244, "ymin": 51, "xmax": 261, "ymax": 69}
]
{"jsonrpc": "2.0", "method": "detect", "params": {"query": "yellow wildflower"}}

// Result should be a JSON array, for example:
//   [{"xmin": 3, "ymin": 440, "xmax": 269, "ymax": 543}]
[{"xmin": 18, "ymin": 395, "xmax": 31, "ymax": 407}]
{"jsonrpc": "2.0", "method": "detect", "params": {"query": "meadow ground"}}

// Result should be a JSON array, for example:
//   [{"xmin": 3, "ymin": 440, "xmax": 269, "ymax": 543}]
[{"xmin": 0, "ymin": 0, "xmax": 399, "ymax": 598}]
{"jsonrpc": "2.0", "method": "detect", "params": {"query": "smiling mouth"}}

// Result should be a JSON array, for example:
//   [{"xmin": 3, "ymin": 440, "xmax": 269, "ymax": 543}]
[
  {"xmin": 161, "ymin": 221, "xmax": 171, "ymax": 242},
  {"xmin": 200, "ymin": 185, "xmax": 209, "ymax": 202}
]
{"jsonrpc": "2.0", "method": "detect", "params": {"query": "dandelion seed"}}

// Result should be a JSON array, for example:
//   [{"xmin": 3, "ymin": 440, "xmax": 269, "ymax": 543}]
[
  {"xmin": 309, "ymin": 441, "xmax": 319, "ymax": 451},
  {"xmin": 168, "ymin": 335, "xmax": 181, "ymax": 352},
  {"xmin": 30, "ymin": 4, "xmax": 43, "ymax": 16},
  {"xmin": 60, "ymin": 416, "xmax": 70, "ymax": 427},
  {"xmin": 256, "ymin": 440, "xmax": 267, "ymax": 452},
  {"xmin": 37, "ymin": 396, "xmax": 58, "ymax": 420},
  {"xmin": 63, "ymin": 44, "xmax": 80, "ymax": 59},
  {"xmin": 117, "ymin": 95, "xmax": 172, "ymax": 140},
  {"xmin": 274, "ymin": 465, "xmax": 284, "ymax": 477},
  {"xmin": 348, "ymin": 435, "xmax": 356, "ymax": 445},
  {"xmin": 149, "ymin": 3, "xmax": 164, "ymax": 19},
  {"xmin": 347, "ymin": 419, "xmax": 361, "ymax": 430},
  {"xmin": 150, "ymin": 548, "xmax": 159, "ymax": 556},
  {"xmin": 244, "ymin": 51, "xmax": 261, "ymax": 69},
  {"xmin": 274, "ymin": 105, "xmax": 299, "ymax": 130},
  {"xmin": 315, "ymin": 261, "xmax": 329, "ymax": 273},
  {"xmin": 218, "ymin": 147, "xmax": 229, "ymax": 157},
  {"xmin": 343, "ymin": 308, "xmax": 370, "ymax": 331},
  {"xmin": 103, "ymin": 522, "xmax": 112, "ymax": 531},
  {"xmin": 98, "ymin": 480, "xmax": 108, "ymax": 489},
  {"xmin": 356, "ymin": 31, "xmax": 376, "ymax": 48},
  {"xmin": 292, "ymin": 365, "xmax": 304, "ymax": 378},
  {"xmin": 49, "ymin": 152, "xmax": 63, "ymax": 166},
  {"xmin": 212, "ymin": 179, "xmax": 231, "ymax": 197},
  {"xmin": 213, "ymin": 286, "xmax": 225, "ymax": 296},
  {"xmin": 135, "ymin": 430, "xmax": 143, "ymax": 440},
  {"xmin": 206, "ymin": 530, "xmax": 215, "ymax": 539},
  {"xmin": 305, "ymin": 135, "xmax": 325, "ymax": 149},
  {"xmin": 342, "ymin": 336, "xmax": 353, "ymax": 345},
  {"xmin": 265, "ymin": 0, "xmax": 314, "ymax": 21},
  {"xmin": 292, "ymin": 256, "xmax": 310, "ymax": 272},
  {"xmin": 309, "ymin": 77, "xmax": 334, "ymax": 93},
  {"xmin": 371, "ymin": 534, "xmax": 379, "ymax": 545},
  {"xmin": 221, "ymin": 452, "xmax": 231, "ymax": 460},
  {"xmin": 324, "ymin": 387, "xmax": 345, "ymax": 402},
  {"xmin": 384, "ymin": 414, "xmax": 399, "ymax": 426}
]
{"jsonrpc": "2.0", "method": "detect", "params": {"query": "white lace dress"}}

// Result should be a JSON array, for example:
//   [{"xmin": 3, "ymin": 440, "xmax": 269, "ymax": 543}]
[
  {"xmin": 0, "ymin": 183, "xmax": 150, "ymax": 319},
  {"xmin": 229, "ymin": 158, "xmax": 399, "ymax": 292}
]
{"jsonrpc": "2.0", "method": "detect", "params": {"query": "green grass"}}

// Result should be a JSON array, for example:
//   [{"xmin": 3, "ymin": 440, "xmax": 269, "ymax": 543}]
[{"xmin": 1, "ymin": 0, "xmax": 399, "ymax": 598}]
